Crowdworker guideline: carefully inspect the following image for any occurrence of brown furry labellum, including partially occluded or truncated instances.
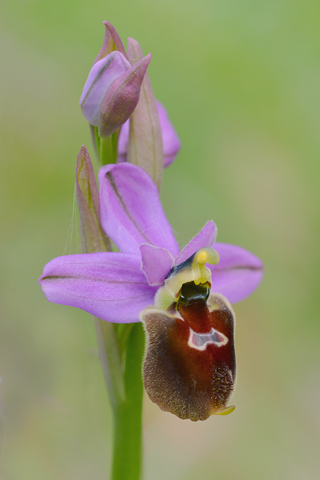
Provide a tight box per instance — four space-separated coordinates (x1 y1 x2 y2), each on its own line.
140 284 236 421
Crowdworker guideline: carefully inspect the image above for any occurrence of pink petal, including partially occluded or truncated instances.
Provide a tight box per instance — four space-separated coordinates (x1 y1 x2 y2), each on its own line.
175 221 217 265
39 252 156 323
99 163 180 257
209 243 264 303
140 244 174 286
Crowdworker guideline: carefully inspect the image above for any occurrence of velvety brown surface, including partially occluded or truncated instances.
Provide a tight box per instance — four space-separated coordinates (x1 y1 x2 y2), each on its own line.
142 293 235 421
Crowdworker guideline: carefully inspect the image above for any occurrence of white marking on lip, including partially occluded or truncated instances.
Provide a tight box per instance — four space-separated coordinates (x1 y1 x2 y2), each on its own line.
188 327 229 351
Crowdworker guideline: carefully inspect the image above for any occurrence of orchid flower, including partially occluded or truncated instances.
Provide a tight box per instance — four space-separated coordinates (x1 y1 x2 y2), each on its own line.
39 162 263 421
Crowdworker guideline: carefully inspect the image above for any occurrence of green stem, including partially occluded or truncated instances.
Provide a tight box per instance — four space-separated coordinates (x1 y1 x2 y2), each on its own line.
100 130 120 165
81 129 144 478
100 136 113 165
90 125 101 162
77 139 144 478
111 323 145 480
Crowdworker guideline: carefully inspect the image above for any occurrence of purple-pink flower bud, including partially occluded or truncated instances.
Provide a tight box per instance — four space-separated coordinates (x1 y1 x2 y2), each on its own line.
80 44 151 137
98 54 151 138
80 52 131 126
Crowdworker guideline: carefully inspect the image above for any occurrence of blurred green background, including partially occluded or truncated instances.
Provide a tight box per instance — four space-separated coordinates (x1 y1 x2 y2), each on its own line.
1 0 319 478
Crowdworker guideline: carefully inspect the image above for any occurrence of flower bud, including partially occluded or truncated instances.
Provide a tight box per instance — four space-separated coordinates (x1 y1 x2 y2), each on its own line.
98 54 151 138
80 24 151 138
126 37 163 189
80 52 131 127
